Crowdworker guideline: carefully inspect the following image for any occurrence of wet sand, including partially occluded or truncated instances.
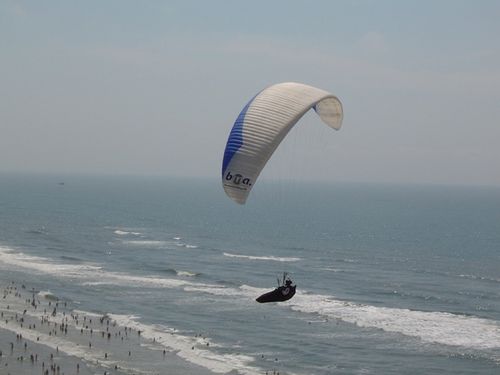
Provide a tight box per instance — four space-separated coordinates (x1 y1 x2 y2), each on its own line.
0 281 225 375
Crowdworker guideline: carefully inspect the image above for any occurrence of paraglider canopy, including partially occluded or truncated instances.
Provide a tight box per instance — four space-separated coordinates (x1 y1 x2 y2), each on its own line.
222 82 343 204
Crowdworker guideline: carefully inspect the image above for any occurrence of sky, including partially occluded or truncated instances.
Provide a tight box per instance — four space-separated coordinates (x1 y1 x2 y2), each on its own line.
1 0 499 186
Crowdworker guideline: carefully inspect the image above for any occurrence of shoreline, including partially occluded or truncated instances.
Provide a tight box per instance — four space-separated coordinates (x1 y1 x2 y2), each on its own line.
0 281 226 375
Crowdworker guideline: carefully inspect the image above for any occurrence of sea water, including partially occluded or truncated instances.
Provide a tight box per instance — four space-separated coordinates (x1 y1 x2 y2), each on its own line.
0 173 499 374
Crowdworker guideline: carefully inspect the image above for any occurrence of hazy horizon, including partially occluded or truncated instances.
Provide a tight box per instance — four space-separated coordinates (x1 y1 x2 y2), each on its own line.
3 170 500 192
2 1 499 187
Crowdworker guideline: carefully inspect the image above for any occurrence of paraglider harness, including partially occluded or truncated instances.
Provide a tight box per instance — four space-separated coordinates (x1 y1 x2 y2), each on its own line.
279 273 294 297
256 273 296 303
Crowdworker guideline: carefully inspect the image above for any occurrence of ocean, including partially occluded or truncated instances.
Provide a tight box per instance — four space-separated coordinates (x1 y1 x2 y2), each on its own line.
0 173 499 375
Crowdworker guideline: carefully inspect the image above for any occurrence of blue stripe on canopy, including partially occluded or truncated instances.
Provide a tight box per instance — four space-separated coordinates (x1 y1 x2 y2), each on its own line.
222 96 255 175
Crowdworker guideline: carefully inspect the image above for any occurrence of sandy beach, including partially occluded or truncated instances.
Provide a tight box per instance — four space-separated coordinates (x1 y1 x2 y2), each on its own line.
0 281 220 375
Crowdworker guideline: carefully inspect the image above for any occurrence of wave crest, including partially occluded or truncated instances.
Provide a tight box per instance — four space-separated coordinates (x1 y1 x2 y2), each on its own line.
223 252 300 262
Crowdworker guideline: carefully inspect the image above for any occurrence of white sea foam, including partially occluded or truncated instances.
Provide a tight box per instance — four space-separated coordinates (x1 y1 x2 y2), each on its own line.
176 270 198 277
0 246 102 276
120 237 198 250
0 245 253 301
458 273 500 283
183 284 269 300
322 267 344 272
177 279 500 355
240 284 269 295
175 241 198 249
183 285 244 297
38 290 58 300
107 313 262 375
114 229 142 236
338 258 358 263
80 281 113 286
100 272 193 289
0 246 213 290
288 293 500 351
4 245 499 359
223 252 301 262
72 309 106 318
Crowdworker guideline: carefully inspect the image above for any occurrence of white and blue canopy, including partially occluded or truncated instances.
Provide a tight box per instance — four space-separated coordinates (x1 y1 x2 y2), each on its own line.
222 82 343 204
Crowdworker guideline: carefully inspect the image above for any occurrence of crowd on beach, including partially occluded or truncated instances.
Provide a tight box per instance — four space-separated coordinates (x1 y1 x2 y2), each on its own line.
0 281 163 375
1 281 285 375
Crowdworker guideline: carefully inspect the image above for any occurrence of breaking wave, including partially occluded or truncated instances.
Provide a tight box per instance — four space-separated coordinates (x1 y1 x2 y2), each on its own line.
3 244 500 363
223 252 300 262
